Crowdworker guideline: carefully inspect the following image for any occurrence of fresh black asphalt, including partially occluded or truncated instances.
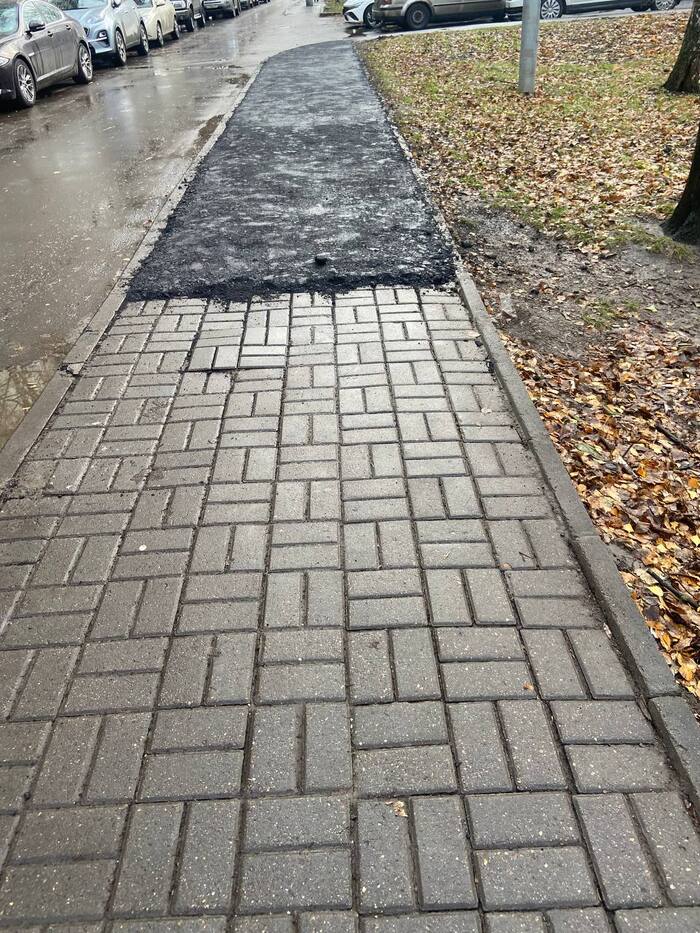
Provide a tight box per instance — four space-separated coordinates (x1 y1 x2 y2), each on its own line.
128 41 454 302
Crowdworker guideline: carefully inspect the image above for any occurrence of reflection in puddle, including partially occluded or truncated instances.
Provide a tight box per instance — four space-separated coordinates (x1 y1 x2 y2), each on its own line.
0 353 66 450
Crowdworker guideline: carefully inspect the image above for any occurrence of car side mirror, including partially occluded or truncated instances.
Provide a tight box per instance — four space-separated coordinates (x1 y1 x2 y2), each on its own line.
28 18 46 31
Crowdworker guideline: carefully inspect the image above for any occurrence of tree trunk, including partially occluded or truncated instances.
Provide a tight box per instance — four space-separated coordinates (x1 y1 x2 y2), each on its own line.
665 0 700 93
664 121 700 243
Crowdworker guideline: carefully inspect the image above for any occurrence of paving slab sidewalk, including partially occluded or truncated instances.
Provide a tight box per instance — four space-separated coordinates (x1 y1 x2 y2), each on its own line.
0 37 700 933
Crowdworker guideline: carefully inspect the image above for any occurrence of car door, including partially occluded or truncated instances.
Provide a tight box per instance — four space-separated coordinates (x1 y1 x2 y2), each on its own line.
119 0 140 44
39 2 73 73
156 0 172 32
21 0 56 81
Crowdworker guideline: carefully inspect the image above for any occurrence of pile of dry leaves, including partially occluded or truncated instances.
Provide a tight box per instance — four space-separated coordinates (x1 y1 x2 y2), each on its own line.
505 328 699 697
364 14 700 696
364 13 699 249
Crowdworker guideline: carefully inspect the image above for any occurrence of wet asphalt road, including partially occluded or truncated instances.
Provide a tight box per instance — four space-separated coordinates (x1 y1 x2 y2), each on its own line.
0 0 345 448
129 41 454 303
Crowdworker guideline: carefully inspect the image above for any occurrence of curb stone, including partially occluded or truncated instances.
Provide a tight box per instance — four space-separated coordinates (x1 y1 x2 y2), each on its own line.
0 64 262 494
456 267 700 812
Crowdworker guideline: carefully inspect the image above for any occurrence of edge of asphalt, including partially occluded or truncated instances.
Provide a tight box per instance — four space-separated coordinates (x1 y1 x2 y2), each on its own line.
0 63 262 493
2 36 699 813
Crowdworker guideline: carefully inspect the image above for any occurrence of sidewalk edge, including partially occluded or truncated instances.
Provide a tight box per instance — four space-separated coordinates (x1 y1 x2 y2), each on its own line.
0 63 262 493
456 267 700 806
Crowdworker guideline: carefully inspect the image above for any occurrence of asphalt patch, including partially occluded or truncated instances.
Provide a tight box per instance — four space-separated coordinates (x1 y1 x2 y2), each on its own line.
128 41 454 302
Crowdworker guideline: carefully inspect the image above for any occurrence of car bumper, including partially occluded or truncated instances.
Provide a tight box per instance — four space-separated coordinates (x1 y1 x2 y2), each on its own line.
204 0 231 7
173 7 191 19
343 7 363 22
87 37 116 56
0 62 17 100
374 6 403 22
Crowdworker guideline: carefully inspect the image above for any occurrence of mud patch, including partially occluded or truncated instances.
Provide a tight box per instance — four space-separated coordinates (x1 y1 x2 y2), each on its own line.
127 41 454 302
455 190 700 357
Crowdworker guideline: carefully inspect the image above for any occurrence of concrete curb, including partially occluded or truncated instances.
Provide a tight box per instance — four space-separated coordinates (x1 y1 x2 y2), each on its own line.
0 63 262 494
456 267 700 810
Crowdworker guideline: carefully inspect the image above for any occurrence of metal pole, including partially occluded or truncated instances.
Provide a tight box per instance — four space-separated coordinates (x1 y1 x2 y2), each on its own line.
518 0 540 95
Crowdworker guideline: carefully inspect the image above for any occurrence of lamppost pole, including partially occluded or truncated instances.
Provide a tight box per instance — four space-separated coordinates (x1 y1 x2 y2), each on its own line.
519 0 540 95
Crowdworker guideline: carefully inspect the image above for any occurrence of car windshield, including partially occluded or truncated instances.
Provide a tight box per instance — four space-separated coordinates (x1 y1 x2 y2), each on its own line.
0 3 19 35
134 0 153 7
51 0 105 9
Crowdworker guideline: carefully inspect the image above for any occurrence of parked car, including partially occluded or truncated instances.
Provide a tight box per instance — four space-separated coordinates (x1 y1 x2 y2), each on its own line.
134 0 179 44
170 0 206 30
374 0 506 29
343 0 376 26
53 0 149 64
203 0 240 16
0 0 92 107
505 0 677 17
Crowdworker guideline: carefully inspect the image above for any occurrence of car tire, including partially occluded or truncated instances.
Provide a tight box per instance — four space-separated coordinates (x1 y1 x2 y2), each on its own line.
155 21 165 46
540 0 563 16
363 3 377 26
404 1 430 29
651 0 675 8
197 8 207 24
171 17 181 36
137 22 150 53
74 41 93 83
113 28 128 65
14 58 36 107
186 7 195 29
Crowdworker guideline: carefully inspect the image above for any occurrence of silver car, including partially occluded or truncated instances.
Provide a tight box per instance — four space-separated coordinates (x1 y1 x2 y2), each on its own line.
505 0 677 18
54 0 149 65
202 0 240 17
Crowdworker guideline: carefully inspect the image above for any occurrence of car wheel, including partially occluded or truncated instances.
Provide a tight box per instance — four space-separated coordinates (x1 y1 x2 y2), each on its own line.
155 21 165 46
651 0 675 8
540 0 563 16
74 42 93 83
137 22 150 54
113 28 128 65
404 1 430 29
14 58 36 107
171 16 181 36
363 3 377 26
186 7 195 29
197 8 207 24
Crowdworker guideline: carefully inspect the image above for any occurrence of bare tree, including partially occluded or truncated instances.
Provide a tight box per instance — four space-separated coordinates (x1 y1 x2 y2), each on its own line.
665 0 700 93
665 121 700 243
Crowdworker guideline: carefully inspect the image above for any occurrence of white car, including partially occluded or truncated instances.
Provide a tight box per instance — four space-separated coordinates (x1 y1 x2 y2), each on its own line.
343 0 376 27
135 0 180 44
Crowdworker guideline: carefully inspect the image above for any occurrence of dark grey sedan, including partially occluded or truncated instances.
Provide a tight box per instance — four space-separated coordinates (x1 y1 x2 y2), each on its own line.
0 0 92 107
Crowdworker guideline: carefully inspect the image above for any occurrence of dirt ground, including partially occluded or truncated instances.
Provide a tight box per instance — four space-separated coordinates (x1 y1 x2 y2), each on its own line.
456 190 700 363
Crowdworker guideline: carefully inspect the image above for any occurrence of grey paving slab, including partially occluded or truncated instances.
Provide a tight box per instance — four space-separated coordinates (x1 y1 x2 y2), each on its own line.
0 286 697 933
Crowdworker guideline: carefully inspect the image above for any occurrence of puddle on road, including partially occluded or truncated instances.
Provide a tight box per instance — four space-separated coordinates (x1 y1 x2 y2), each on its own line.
0 347 69 451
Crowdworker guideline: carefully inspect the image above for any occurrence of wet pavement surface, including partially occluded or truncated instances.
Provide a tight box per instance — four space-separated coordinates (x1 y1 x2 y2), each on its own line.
0 0 345 449
128 41 454 303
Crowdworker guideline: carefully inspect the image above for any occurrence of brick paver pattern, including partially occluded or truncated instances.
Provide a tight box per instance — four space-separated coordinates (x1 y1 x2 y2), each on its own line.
1 286 699 932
